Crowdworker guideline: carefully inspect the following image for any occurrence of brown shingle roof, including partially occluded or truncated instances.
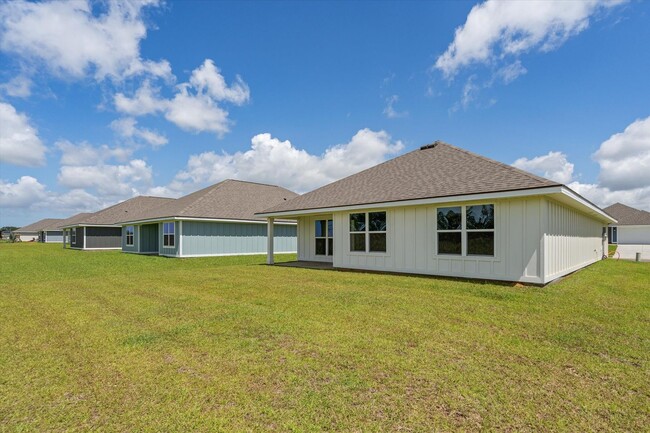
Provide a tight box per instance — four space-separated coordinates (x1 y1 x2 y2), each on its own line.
15 218 64 233
603 203 650 225
64 196 175 226
118 179 298 223
55 212 93 229
260 141 561 214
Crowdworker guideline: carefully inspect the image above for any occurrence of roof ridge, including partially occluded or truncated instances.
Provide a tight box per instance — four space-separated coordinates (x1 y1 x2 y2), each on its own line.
176 180 230 215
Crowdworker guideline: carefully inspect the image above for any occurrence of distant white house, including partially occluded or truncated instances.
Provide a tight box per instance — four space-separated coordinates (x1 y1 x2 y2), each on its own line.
14 218 64 242
604 203 650 245
259 141 616 285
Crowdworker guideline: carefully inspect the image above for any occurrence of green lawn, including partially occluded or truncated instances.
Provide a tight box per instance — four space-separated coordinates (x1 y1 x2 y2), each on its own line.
1 243 648 432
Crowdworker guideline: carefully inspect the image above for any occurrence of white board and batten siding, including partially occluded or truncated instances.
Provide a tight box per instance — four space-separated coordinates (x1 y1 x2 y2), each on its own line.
544 199 603 282
297 215 334 263
296 196 606 284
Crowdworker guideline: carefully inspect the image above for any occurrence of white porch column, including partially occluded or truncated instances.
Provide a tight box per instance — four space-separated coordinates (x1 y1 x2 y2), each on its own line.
602 226 608 259
267 217 275 265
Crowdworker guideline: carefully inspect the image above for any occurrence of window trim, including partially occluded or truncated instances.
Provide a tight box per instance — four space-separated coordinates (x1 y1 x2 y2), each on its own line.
436 206 463 256
125 225 135 246
71 228 76 244
436 203 495 257
314 219 333 256
348 211 387 254
163 222 175 248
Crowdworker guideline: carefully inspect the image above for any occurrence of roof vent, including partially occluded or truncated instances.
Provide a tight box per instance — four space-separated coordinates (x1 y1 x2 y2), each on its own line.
420 140 446 150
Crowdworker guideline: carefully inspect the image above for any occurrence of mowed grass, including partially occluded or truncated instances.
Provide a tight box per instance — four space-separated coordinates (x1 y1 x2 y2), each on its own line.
1 244 648 432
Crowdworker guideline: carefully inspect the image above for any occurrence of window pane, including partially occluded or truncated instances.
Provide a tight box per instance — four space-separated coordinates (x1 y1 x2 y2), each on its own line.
369 212 386 231
126 226 134 236
315 238 326 255
169 235 175 247
467 232 494 256
349 213 366 232
315 220 326 237
438 232 461 255
369 233 386 252
163 234 169 246
466 205 494 230
328 238 333 256
437 207 462 230
327 220 333 237
350 233 365 251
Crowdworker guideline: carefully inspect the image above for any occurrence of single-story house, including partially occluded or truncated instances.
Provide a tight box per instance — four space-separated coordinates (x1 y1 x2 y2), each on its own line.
118 179 298 258
14 218 64 242
61 197 175 250
258 141 616 285
603 203 650 244
57 212 92 247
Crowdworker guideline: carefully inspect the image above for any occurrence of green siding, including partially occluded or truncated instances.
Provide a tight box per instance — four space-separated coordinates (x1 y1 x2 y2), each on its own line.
159 221 180 256
121 225 138 252
181 221 296 257
140 224 158 252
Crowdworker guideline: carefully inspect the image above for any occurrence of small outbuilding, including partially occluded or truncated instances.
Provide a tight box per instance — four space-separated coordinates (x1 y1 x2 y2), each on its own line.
118 179 298 258
603 203 650 245
259 141 615 284
14 218 64 242
61 197 174 250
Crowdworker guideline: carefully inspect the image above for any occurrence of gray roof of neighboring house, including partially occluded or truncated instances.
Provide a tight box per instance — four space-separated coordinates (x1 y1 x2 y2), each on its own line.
119 179 298 223
62 196 175 227
603 203 650 225
55 212 94 229
260 141 561 214
15 218 64 233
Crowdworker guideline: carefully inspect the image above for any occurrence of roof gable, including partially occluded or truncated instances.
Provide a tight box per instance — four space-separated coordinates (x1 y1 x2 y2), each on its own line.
604 203 650 225
69 196 176 226
16 218 64 232
118 179 298 223
261 142 560 214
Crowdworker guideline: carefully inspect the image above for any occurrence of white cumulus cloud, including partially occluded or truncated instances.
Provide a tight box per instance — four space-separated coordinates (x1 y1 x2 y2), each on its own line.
0 74 32 97
110 117 167 148
58 159 153 198
0 0 170 81
593 116 650 191
0 102 46 167
513 151 575 183
56 140 132 166
514 116 650 211
0 176 47 208
114 59 249 136
162 128 404 195
435 0 625 79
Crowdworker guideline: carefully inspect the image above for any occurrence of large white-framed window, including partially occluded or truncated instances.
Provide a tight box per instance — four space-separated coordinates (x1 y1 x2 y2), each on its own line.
315 219 333 256
349 211 387 253
436 204 495 256
125 225 135 246
436 206 462 255
163 222 175 248
465 204 494 256
71 228 76 244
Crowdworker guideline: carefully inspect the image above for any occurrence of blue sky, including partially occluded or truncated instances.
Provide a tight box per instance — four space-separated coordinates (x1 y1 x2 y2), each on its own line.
1 0 649 227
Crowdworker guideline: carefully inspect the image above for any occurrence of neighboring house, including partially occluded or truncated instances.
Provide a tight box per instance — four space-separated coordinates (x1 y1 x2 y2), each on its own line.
118 179 298 258
603 203 650 244
14 218 64 242
61 197 175 250
258 141 615 285
57 213 93 248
